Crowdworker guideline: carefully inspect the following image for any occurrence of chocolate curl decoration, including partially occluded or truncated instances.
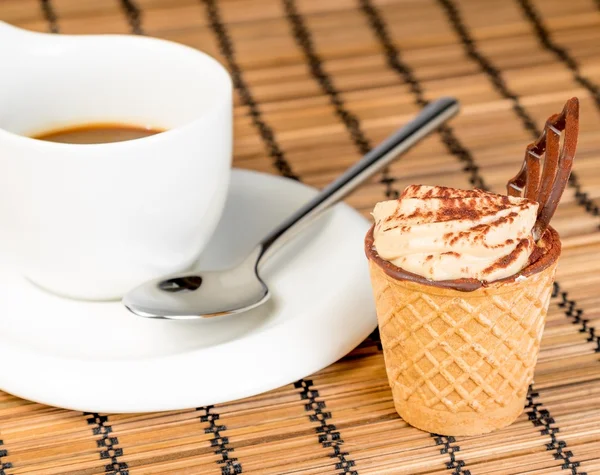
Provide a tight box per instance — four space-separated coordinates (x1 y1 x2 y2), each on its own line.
507 97 579 242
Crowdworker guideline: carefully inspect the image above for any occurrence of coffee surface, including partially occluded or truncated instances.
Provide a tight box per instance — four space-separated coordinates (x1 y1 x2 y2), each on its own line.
32 123 164 144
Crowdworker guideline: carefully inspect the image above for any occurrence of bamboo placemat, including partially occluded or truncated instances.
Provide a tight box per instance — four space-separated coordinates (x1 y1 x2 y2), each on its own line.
2 0 600 473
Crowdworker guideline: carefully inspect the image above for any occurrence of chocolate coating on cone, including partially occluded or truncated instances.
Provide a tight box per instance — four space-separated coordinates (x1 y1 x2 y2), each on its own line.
365 224 560 292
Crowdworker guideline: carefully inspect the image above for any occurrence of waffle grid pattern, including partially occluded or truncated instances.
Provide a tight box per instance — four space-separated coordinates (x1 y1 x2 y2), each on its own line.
371 262 556 415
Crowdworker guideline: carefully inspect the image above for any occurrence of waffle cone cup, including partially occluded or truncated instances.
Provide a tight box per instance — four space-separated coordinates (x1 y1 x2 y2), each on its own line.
365 226 561 436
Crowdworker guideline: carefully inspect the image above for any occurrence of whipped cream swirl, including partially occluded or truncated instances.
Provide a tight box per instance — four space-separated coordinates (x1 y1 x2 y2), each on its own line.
372 185 539 282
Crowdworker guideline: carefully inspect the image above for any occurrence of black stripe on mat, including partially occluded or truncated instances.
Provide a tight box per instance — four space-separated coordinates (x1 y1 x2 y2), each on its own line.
517 0 600 111
432 435 470 475
358 0 488 191
235 7 361 467
273 6 361 466
113 9 243 472
120 0 144 35
196 406 242 475
439 0 600 222
516 0 600 222
84 413 129 475
362 0 596 333
202 0 299 180
39 0 59 33
0 439 12 475
438 0 600 361
358 2 587 472
282 0 399 199
437 0 540 138
526 387 586 474
367 328 383 351
358 3 471 471
553 282 600 352
38 6 130 474
38 6 128 475
295 380 358 475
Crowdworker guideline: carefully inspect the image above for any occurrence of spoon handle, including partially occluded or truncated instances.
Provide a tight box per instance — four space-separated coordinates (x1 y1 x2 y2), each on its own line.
256 96 460 267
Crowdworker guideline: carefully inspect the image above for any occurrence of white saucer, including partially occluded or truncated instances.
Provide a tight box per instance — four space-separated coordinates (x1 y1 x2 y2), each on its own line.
0 169 376 413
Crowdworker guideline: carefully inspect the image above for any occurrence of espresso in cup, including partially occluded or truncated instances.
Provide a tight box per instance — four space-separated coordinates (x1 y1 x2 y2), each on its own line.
33 123 165 144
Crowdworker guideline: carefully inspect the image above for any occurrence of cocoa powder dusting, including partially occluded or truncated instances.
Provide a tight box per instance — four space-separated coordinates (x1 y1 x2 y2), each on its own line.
471 224 489 232
482 239 530 275
423 188 436 199
527 242 546 266
499 195 511 206
438 206 479 221
394 187 524 225
365 226 560 292
448 231 470 245
371 185 544 284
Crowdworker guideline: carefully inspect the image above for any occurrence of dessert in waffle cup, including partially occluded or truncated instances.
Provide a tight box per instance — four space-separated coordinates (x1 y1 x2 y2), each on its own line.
365 98 579 436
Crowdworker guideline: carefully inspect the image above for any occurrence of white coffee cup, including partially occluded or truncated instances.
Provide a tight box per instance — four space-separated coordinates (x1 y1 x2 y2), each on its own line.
0 22 232 300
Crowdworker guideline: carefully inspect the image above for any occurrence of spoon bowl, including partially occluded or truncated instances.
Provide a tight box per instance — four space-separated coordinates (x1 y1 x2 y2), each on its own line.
123 248 269 319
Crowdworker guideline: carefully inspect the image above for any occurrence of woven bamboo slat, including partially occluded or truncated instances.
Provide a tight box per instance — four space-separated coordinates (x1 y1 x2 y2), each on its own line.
1 0 600 473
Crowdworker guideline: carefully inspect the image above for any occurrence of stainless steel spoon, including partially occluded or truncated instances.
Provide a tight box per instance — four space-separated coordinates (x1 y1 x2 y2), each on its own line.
123 97 459 319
